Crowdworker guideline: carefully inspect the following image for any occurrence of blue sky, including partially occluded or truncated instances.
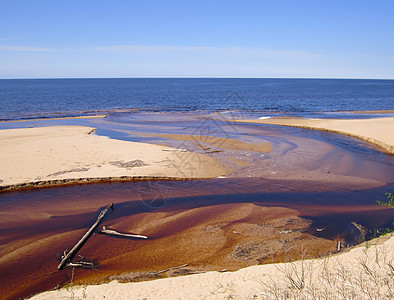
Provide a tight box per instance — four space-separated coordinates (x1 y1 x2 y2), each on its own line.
1 0 394 79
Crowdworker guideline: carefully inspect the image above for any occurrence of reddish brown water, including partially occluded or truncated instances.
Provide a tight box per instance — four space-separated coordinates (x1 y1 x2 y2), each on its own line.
1 178 393 299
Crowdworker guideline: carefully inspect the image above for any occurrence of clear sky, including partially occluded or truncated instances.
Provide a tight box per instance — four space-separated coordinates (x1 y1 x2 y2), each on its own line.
1 0 394 79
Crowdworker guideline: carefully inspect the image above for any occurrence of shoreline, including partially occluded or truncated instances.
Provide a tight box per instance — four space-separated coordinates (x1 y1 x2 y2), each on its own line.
0 176 204 192
1 109 394 124
0 114 107 123
347 109 394 114
235 116 394 154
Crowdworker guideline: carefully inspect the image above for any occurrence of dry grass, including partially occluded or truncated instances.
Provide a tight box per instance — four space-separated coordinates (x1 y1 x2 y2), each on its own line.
232 235 394 300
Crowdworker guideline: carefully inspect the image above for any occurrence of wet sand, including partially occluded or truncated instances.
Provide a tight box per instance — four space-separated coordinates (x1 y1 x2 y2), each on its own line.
0 112 394 299
138 132 273 153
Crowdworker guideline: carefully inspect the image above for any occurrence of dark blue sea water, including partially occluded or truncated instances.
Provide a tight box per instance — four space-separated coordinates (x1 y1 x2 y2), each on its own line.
0 78 393 121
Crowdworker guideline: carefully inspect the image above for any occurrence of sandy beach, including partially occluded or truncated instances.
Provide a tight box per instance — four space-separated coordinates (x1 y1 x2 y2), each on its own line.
0 125 231 190
235 116 394 154
30 234 393 299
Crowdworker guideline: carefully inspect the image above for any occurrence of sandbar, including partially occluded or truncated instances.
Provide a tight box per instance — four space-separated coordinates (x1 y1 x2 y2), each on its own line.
349 109 394 114
0 126 230 190
135 132 273 153
236 117 394 154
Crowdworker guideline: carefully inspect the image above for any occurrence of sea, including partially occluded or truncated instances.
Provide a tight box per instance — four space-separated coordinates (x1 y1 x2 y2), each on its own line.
0 78 394 121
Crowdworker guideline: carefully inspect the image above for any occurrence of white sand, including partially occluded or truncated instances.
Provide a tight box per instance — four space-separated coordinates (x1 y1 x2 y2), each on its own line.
30 235 394 299
236 117 394 154
0 126 230 190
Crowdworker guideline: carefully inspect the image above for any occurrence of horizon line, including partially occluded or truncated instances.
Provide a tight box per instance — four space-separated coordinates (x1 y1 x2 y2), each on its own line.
1 76 393 80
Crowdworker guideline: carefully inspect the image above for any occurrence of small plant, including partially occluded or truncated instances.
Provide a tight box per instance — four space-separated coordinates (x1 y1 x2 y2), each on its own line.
82 285 88 299
377 192 394 208
374 227 393 237
365 241 371 249
374 192 394 237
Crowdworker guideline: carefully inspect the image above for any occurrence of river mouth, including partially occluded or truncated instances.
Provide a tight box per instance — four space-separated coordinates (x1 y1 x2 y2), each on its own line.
0 112 393 300
1 179 393 300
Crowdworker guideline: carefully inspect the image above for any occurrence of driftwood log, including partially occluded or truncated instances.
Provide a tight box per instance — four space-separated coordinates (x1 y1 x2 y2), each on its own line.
162 148 187 152
99 226 148 239
57 203 114 270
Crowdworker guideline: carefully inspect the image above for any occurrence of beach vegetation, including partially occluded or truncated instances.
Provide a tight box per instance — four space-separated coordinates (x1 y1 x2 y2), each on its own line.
377 192 394 208
374 192 394 237
254 236 394 299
